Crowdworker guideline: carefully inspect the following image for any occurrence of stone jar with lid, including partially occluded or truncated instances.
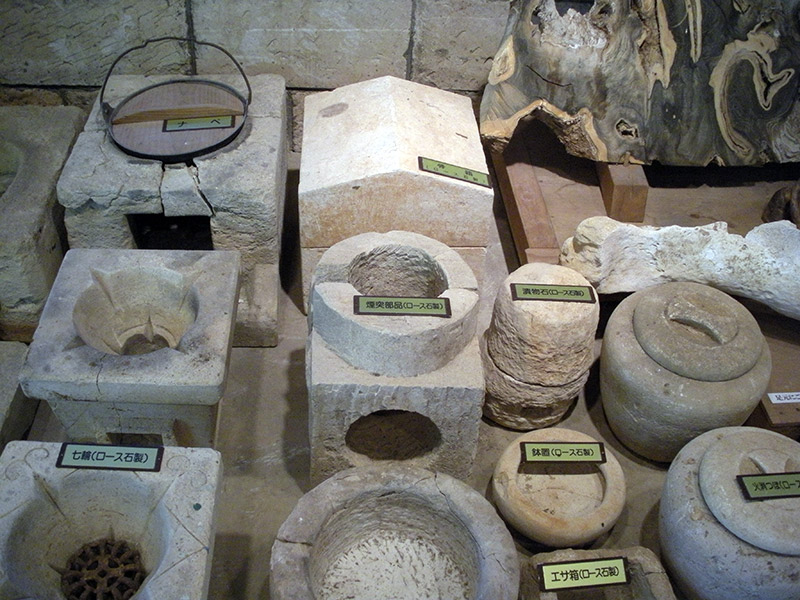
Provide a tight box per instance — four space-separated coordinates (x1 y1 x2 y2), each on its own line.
601 281 771 462
660 427 800 600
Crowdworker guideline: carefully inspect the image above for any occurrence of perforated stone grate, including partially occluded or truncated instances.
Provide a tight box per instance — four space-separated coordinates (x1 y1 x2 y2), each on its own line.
61 538 146 600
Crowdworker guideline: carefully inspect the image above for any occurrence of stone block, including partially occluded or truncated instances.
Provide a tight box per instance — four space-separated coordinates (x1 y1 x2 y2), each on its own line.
0 2 188 86
0 342 36 450
411 0 510 91
307 330 484 485
0 106 84 341
299 76 494 249
57 74 287 347
192 0 411 88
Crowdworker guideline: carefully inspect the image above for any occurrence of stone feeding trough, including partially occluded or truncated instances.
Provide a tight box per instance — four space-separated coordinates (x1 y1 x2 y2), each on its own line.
19 248 240 447
270 465 519 600
0 440 221 600
306 231 483 484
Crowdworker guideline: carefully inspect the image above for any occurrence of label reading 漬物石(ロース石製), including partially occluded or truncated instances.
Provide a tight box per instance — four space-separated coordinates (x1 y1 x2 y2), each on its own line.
520 441 606 464
418 157 491 188
163 115 234 132
511 283 596 303
56 443 163 472
768 392 800 404
353 295 452 318
538 557 629 591
737 472 800 501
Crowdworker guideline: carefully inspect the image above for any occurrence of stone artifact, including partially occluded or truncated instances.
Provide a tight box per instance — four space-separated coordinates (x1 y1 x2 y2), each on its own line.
19 249 240 447
0 440 222 600
307 231 483 484
601 282 771 462
480 0 800 166
493 428 625 547
270 465 519 600
660 427 800 600
0 341 36 451
520 546 677 600
0 106 84 341
561 216 800 321
482 263 598 429
299 75 495 309
763 180 800 225
57 73 286 347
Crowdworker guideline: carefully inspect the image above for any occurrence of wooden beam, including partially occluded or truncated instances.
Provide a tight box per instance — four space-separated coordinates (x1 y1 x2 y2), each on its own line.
596 163 649 222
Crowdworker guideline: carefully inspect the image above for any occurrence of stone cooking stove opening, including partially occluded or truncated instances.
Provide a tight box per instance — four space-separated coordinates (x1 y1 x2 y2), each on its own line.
127 213 214 251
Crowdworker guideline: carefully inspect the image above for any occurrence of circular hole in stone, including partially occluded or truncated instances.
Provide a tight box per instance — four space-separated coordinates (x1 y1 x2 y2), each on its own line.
348 245 447 297
0 140 22 197
61 538 146 600
345 410 442 460
309 491 480 600
73 266 199 356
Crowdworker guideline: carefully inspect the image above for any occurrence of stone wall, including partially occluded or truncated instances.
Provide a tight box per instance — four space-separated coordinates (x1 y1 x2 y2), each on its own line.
0 0 509 148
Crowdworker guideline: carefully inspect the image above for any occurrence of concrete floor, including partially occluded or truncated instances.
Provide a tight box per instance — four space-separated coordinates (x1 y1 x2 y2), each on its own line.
25 147 800 599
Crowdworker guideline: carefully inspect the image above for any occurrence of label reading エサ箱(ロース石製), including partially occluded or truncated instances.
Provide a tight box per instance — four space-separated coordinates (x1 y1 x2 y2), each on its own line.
538 557 629 591
511 283 596 303
737 472 800 501
56 443 163 472
520 441 606 464
418 157 491 187
353 295 451 318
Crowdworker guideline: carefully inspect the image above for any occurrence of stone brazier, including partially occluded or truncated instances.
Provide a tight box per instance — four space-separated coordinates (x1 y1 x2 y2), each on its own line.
493 427 625 547
57 74 286 347
601 281 771 462
482 263 598 429
299 75 495 308
0 342 36 451
520 546 677 600
19 249 240 447
307 231 483 484
270 465 519 600
660 427 800 600
0 106 84 342
0 440 221 600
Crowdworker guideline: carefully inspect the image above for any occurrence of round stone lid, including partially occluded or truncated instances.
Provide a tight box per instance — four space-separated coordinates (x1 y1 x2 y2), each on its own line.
632 282 763 381
698 428 800 555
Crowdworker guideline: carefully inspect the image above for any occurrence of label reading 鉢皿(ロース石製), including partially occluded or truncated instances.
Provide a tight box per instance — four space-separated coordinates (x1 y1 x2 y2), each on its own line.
163 115 234 132
511 283 596 303
353 295 452 318
768 392 800 404
56 443 163 472
737 472 800 501
539 557 629 591
418 157 491 188
520 441 606 464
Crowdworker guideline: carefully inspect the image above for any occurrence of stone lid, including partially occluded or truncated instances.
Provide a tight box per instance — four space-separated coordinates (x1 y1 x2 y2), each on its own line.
632 282 764 381
698 428 800 555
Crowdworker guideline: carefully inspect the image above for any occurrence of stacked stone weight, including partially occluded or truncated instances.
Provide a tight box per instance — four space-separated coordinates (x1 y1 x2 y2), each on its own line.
482 263 599 429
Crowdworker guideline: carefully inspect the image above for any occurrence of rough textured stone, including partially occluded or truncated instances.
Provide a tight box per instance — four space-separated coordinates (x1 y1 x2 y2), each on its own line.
493 428 625 547
485 263 599 386
411 0 509 90
561 216 800 321
192 1 411 88
520 546 677 600
0 2 188 86
57 74 286 347
270 465 519 600
306 330 483 485
660 427 800 600
19 249 240 446
601 283 772 462
0 342 36 450
0 441 221 600
0 106 84 342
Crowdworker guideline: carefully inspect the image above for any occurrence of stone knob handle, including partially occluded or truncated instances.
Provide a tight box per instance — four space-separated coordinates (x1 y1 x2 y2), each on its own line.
665 296 738 346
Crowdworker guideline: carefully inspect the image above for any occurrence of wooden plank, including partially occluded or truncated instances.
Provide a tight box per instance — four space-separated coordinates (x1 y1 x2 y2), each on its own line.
596 163 648 222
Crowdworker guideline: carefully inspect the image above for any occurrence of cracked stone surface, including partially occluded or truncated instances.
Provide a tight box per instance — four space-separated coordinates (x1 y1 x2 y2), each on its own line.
0 440 221 600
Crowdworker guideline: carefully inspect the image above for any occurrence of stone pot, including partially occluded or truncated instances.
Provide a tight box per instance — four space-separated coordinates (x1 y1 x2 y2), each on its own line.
492 428 626 547
601 281 771 462
660 427 800 600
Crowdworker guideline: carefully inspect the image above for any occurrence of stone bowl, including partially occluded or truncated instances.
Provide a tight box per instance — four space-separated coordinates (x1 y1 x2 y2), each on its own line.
270 465 519 600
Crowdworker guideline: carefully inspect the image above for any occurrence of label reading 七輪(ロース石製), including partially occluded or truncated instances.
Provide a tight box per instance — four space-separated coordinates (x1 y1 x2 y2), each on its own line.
538 557 629 591
511 283 596 303
56 443 163 472
520 441 606 464
737 472 800 501
353 295 452 318
418 157 491 187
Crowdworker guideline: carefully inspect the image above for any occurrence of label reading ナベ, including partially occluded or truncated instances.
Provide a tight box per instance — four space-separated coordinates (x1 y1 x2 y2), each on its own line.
768 392 800 404
737 472 800 501
511 283 596 303
539 557 629 591
521 441 606 464
163 115 234 132
418 157 491 188
56 443 164 472
353 295 452 318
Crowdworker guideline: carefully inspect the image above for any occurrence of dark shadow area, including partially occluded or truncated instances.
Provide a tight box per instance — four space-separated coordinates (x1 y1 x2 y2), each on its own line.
207 533 252 600
127 213 213 250
279 157 303 312
283 347 310 492
644 161 800 188
345 410 442 460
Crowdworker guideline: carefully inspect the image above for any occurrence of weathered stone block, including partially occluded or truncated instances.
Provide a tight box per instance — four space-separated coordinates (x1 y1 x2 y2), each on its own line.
0 342 37 450
0 106 84 341
192 0 411 88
